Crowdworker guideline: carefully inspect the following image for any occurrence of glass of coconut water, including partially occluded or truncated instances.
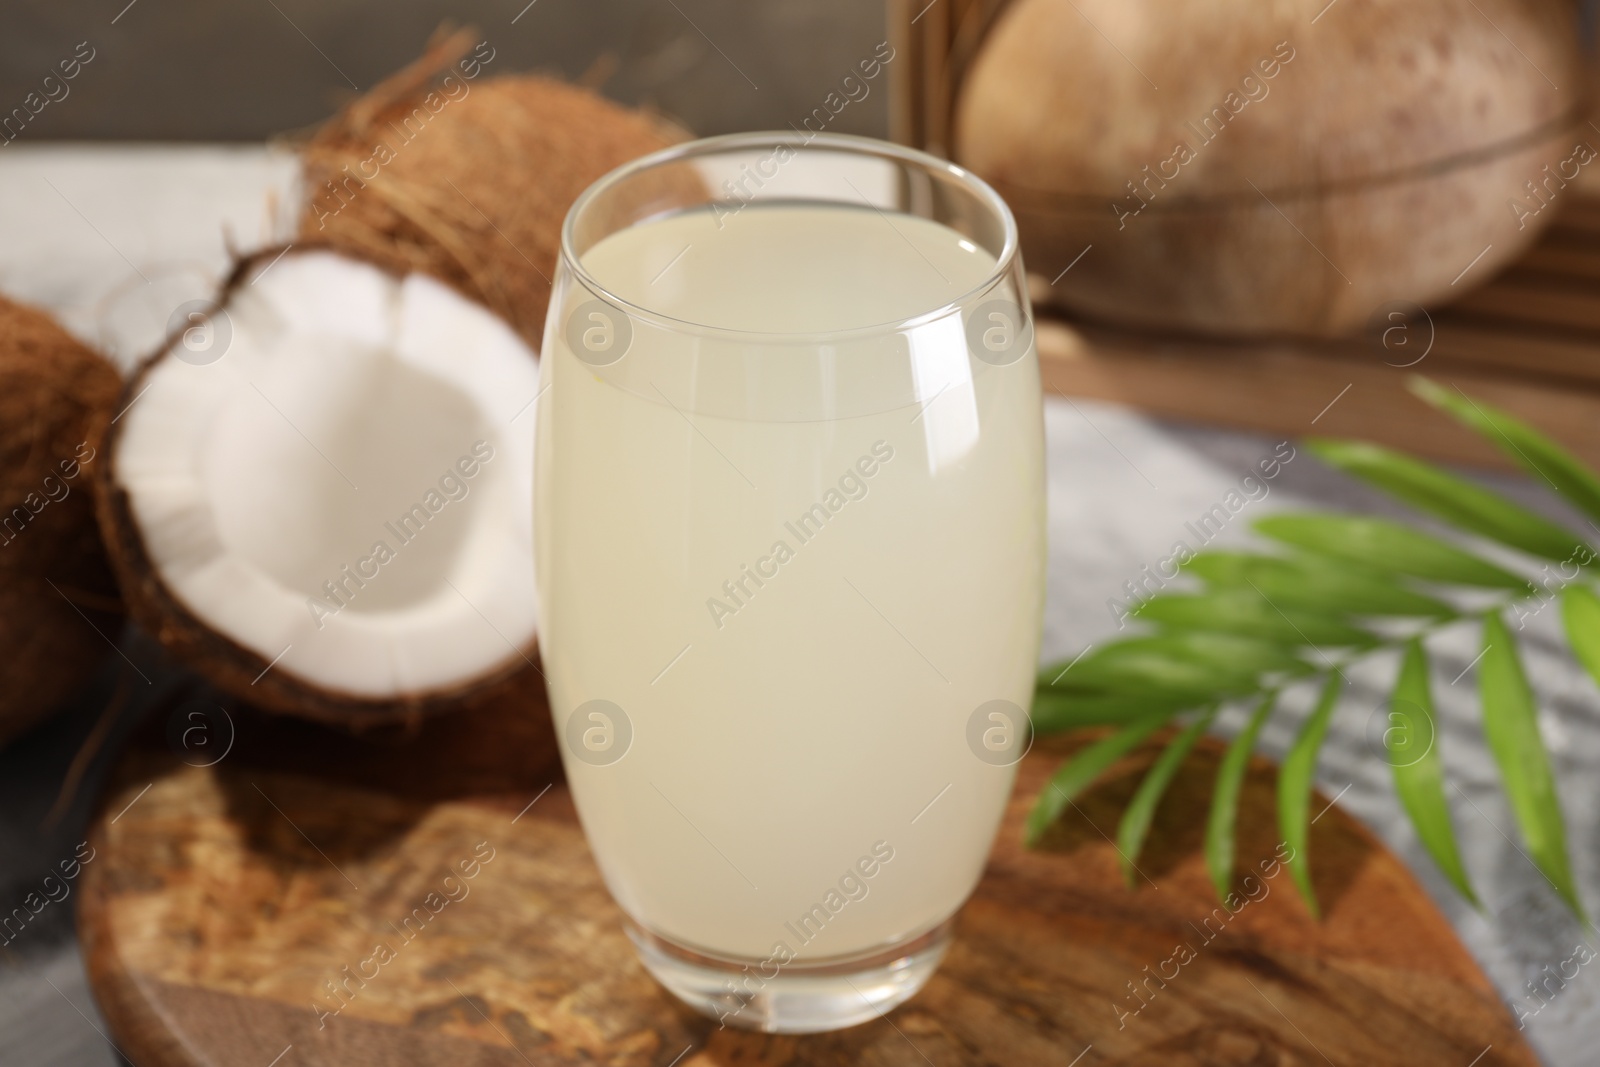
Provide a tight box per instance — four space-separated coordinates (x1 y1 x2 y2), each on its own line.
535 132 1045 1032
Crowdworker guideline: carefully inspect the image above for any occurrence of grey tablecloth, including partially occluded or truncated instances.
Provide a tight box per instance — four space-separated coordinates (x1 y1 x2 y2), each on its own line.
0 146 1594 1066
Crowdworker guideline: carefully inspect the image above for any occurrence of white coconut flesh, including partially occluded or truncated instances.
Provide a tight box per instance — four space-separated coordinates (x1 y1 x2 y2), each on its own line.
115 251 540 700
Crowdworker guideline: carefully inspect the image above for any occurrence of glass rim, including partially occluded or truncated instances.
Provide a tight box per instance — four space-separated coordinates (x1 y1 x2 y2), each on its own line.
557 130 1022 344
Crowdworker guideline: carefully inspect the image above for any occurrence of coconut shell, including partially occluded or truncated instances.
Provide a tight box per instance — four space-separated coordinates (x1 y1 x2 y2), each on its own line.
298 30 688 349
93 246 544 730
0 296 123 746
954 0 1588 336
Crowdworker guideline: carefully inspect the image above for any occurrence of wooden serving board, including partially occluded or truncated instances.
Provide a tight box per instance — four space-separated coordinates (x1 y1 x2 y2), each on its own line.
80 691 1536 1067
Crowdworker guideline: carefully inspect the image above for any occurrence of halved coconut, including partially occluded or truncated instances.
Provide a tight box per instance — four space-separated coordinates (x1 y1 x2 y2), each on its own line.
96 248 540 725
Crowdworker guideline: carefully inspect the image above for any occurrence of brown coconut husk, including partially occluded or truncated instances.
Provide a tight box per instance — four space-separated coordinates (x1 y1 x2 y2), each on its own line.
0 296 123 746
298 27 690 348
93 245 544 730
954 0 1588 336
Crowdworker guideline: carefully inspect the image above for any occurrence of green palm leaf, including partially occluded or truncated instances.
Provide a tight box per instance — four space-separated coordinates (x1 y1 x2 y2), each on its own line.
1560 585 1600 696
1024 715 1169 845
1389 637 1478 906
1254 514 1531 591
1277 675 1342 916
1039 632 1308 695
1116 706 1218 886
1025 386 1596 919
1205 694 1277 899
1031 691 1193 733
1185 551 1454 618
1478 613 1586 922
1135 590 1376 648
1307 438 1589 563
1412 378 1600 533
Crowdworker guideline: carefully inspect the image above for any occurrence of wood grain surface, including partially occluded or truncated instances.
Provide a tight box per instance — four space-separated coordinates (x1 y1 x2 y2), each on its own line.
1034 194 1600 475
77 688 1536 1067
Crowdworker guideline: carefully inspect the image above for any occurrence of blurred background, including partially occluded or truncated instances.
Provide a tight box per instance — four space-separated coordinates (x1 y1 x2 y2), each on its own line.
1 0 888 141
6 2 1600 1065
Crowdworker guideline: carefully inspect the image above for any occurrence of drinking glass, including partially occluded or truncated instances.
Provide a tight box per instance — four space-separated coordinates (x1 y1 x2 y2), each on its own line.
534 131 1045 1032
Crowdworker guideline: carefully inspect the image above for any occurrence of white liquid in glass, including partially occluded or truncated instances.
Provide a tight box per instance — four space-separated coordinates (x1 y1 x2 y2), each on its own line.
536 203 1045 962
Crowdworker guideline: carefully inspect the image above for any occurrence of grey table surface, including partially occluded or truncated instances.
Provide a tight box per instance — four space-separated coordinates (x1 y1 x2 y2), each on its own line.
1 145 1596 1066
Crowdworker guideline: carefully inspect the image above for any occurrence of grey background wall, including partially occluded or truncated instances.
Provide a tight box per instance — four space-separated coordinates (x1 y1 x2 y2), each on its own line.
1 0 889 141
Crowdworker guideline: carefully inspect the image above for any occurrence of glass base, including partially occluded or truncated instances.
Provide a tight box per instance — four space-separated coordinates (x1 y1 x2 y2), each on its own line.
625 917 954 1033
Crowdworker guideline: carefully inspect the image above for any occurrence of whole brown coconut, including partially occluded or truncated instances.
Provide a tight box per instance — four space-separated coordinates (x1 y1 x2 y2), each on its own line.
0 296 123 745
299 29 687 348
955 0 1587 337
